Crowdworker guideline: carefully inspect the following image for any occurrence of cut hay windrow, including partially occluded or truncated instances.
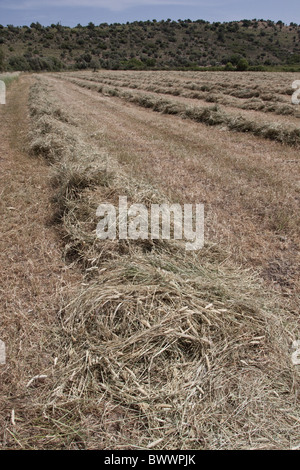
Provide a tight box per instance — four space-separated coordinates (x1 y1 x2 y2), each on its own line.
27 75 300 450
60 75 300 147
60 72 300 118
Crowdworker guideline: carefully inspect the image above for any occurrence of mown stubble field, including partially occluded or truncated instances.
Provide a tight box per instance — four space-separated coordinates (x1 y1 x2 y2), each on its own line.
1 71 300 450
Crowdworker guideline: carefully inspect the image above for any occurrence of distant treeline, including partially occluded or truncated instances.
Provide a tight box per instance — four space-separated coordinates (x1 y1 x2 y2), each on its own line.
0 19 300 72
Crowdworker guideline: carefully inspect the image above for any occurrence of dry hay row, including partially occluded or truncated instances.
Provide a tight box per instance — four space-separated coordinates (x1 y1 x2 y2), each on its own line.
64 71 293 105
26 75 300 450
71 73 299 117
74 71 296 104
72 70 294 99
60 75 300 147
29 77 165 264
157 71 298 98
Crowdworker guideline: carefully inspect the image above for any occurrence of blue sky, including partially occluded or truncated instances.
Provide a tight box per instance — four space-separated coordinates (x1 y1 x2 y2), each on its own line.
0 0 299 27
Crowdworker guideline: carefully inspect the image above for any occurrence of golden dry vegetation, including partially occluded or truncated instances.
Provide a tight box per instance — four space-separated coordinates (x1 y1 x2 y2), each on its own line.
1 71 300 450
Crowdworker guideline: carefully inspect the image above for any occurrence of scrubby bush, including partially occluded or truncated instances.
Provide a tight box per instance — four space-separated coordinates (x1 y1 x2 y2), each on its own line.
237 58 249 71
225 61 235 71
0 47 5 71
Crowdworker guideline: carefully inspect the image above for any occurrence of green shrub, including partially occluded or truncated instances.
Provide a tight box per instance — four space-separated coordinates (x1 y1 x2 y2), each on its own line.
225 61 235 71
236 58 249 71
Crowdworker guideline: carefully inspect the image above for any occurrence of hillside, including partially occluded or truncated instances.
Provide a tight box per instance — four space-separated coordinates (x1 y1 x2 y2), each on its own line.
0 18 300 71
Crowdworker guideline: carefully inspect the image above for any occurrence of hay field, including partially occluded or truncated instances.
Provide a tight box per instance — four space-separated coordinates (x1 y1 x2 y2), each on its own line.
0 72 21 86
1 71 300 450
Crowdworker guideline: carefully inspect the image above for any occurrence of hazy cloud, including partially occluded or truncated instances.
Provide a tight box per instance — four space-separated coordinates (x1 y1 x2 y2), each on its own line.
2 0 234 12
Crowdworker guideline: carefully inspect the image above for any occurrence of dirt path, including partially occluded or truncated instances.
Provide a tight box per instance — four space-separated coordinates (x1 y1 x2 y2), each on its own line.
0 76 80 449
45 74 300 295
